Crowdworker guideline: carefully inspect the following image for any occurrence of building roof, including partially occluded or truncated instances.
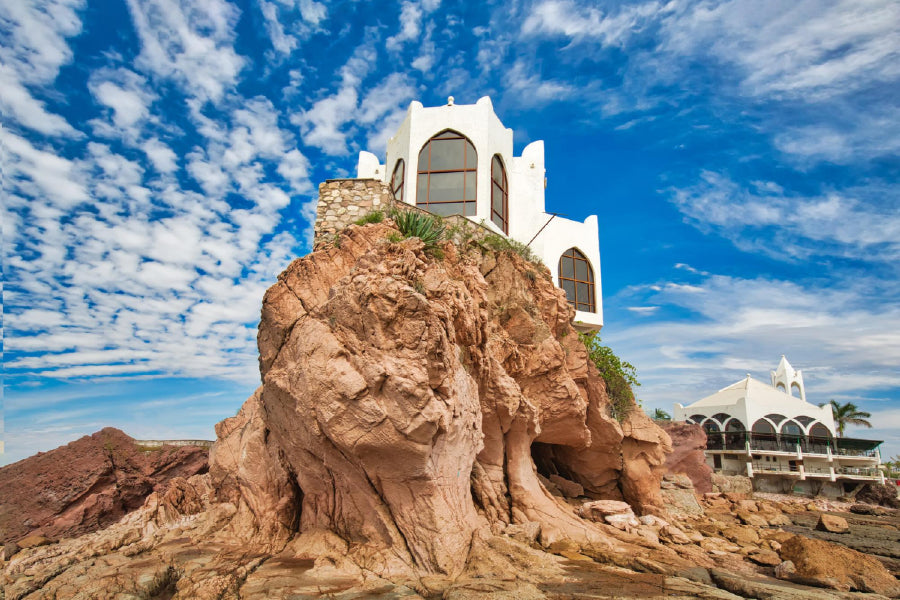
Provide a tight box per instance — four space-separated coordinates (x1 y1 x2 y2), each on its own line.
685 375 819 413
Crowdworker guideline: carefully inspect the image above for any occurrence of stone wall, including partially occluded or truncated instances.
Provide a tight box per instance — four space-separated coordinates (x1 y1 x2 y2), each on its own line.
314 178 393 245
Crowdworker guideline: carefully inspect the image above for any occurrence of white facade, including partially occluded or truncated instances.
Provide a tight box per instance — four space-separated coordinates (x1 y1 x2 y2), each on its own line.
356 97 603 331
673 356 884 489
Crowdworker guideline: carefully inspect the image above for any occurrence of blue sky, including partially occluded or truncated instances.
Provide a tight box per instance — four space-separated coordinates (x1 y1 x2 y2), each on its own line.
3 0 899 466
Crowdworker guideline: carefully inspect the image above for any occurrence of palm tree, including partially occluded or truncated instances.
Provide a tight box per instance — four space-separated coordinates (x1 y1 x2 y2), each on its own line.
652 408 671 421
827 399 872 438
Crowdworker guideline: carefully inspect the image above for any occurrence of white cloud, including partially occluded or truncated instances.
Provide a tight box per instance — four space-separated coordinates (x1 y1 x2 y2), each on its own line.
522 0 669 46
503 60 575 105
142 138 178 172
126 0 245 103
670 172 900 262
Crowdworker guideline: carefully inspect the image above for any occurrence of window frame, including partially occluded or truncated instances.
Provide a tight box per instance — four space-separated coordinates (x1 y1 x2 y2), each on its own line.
490 154 508 233
558 247 596 313
416 130 477 216
390 159 405 203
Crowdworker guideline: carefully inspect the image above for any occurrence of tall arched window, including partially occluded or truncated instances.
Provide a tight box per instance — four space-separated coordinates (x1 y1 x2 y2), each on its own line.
416 130 476 216
390 159 405 202
558 248 595 312
491 155 508 233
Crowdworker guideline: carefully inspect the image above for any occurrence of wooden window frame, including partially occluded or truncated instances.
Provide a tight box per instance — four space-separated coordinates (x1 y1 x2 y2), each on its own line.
490 154 508 233
416 130 477 215
390 159 405 203
558 247 595 313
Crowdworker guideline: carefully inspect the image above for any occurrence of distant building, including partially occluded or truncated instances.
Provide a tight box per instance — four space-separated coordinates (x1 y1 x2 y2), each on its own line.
673 356 885 495
353 96 603 331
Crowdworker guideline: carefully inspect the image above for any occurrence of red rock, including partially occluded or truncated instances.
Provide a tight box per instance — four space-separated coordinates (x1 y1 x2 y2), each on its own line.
659 421 713 494
778 535 900 595
815 514 849 534
0 428 208 545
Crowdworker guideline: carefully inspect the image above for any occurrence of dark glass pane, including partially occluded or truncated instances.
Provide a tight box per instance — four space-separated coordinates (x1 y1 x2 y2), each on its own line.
429 139 463 171
428 171 465 202
492 185 503 214
575 259 589 281
417 146 429 170
492 156 501 181
430 202 465 217
560 257 574 278
561 279 575 300
492 213 504 229
577 302 591 312
463 201 476 216
464 172 476 200
577 282 591 304
435 131 458 139
465 141 477 169
416 174 428 205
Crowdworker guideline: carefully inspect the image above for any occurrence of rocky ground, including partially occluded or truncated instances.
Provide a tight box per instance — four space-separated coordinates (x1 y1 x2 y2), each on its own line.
3 218 899 599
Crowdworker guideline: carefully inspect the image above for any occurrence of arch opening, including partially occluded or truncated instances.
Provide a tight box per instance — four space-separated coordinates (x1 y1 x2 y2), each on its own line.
390 159 405 203
490 155 508 233
416 130 477 217
558 247 595 313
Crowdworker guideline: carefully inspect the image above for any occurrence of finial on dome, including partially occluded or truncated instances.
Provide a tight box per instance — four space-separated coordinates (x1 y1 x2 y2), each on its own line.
447 96 454 106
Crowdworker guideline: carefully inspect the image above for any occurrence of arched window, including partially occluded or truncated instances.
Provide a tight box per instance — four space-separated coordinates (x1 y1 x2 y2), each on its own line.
791 383 801 397
558 248 595 312
416 130 476 217
752 419 775 434
764 414 787 425
725 419 745 432
809 423 831 439
688 414 707 425
781 420 802 436
702 421 720 434
390 159 405 203
490 155 508 233
776 383 786 392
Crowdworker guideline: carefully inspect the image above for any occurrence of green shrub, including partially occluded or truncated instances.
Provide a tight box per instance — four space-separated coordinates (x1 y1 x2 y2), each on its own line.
578 331 640 422
481 234 543 265
390 209 446 249
354 209 384 226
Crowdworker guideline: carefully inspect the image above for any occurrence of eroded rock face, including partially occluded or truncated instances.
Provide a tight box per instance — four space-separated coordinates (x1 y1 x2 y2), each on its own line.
660 421 713 494
778 535 900 596
0 427 208 545
236 221 671 576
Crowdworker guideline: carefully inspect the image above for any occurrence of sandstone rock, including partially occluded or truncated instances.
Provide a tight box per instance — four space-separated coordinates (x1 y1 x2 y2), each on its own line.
736 510 769 528
722 525 761 547
604 512 640 531
16 535 53 549
659 524 692 544
659 422 714 494
699 537 741 554
549 474 584 498
506 522 541 546
850 503 889 516
578 499 633 519
1 541 20 561
712 474 752 495
815 514 849 534
736 499 758 512
638 514 670 528
778 535 900 596
747 548 782 566
764 512 793 527
775 559 797 578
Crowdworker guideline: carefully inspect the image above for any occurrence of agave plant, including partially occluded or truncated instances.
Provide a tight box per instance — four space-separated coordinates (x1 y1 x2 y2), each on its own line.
390 209 446 249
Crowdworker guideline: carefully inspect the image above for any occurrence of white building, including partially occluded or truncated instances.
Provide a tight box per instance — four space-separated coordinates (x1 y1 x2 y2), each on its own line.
356 96 603 331
673 356 885 494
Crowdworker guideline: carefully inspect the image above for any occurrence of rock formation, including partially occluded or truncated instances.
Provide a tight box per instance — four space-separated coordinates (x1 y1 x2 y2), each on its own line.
0 427 208 545
660 421 713 494
238 220 671 577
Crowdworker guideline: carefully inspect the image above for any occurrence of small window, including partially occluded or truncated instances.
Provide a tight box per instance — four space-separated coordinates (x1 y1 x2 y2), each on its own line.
490 155 508 233
390 159 405 202
416 130 476 217
558 247 595 313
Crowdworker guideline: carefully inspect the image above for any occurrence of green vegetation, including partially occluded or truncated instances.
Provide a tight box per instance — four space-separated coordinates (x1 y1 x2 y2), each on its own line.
652 408 671 421
389 208 446 251
823 399 873 437
579 331 640 422
481 233 542 265
353 209 384 226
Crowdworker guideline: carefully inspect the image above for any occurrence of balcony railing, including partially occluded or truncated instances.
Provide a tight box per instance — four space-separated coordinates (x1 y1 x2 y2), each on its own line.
705 431 881 459
835 466 881 477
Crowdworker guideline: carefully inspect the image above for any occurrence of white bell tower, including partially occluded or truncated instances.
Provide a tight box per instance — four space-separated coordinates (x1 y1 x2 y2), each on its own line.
771 355 805 402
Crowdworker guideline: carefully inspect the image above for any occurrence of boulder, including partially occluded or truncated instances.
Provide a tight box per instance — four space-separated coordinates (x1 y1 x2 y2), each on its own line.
712 475 752 495
16 535 53 549
721 525 760 546
1 542 20 561
747 548 781 566
578 500 633 519
855 483 900 509
659 422 713 494
778 535 900 596
735 510 768 528
506 522 541 546
815 514 849 534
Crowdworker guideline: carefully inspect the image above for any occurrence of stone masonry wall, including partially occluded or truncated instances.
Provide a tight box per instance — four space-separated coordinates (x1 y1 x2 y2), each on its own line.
314 179 393 246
